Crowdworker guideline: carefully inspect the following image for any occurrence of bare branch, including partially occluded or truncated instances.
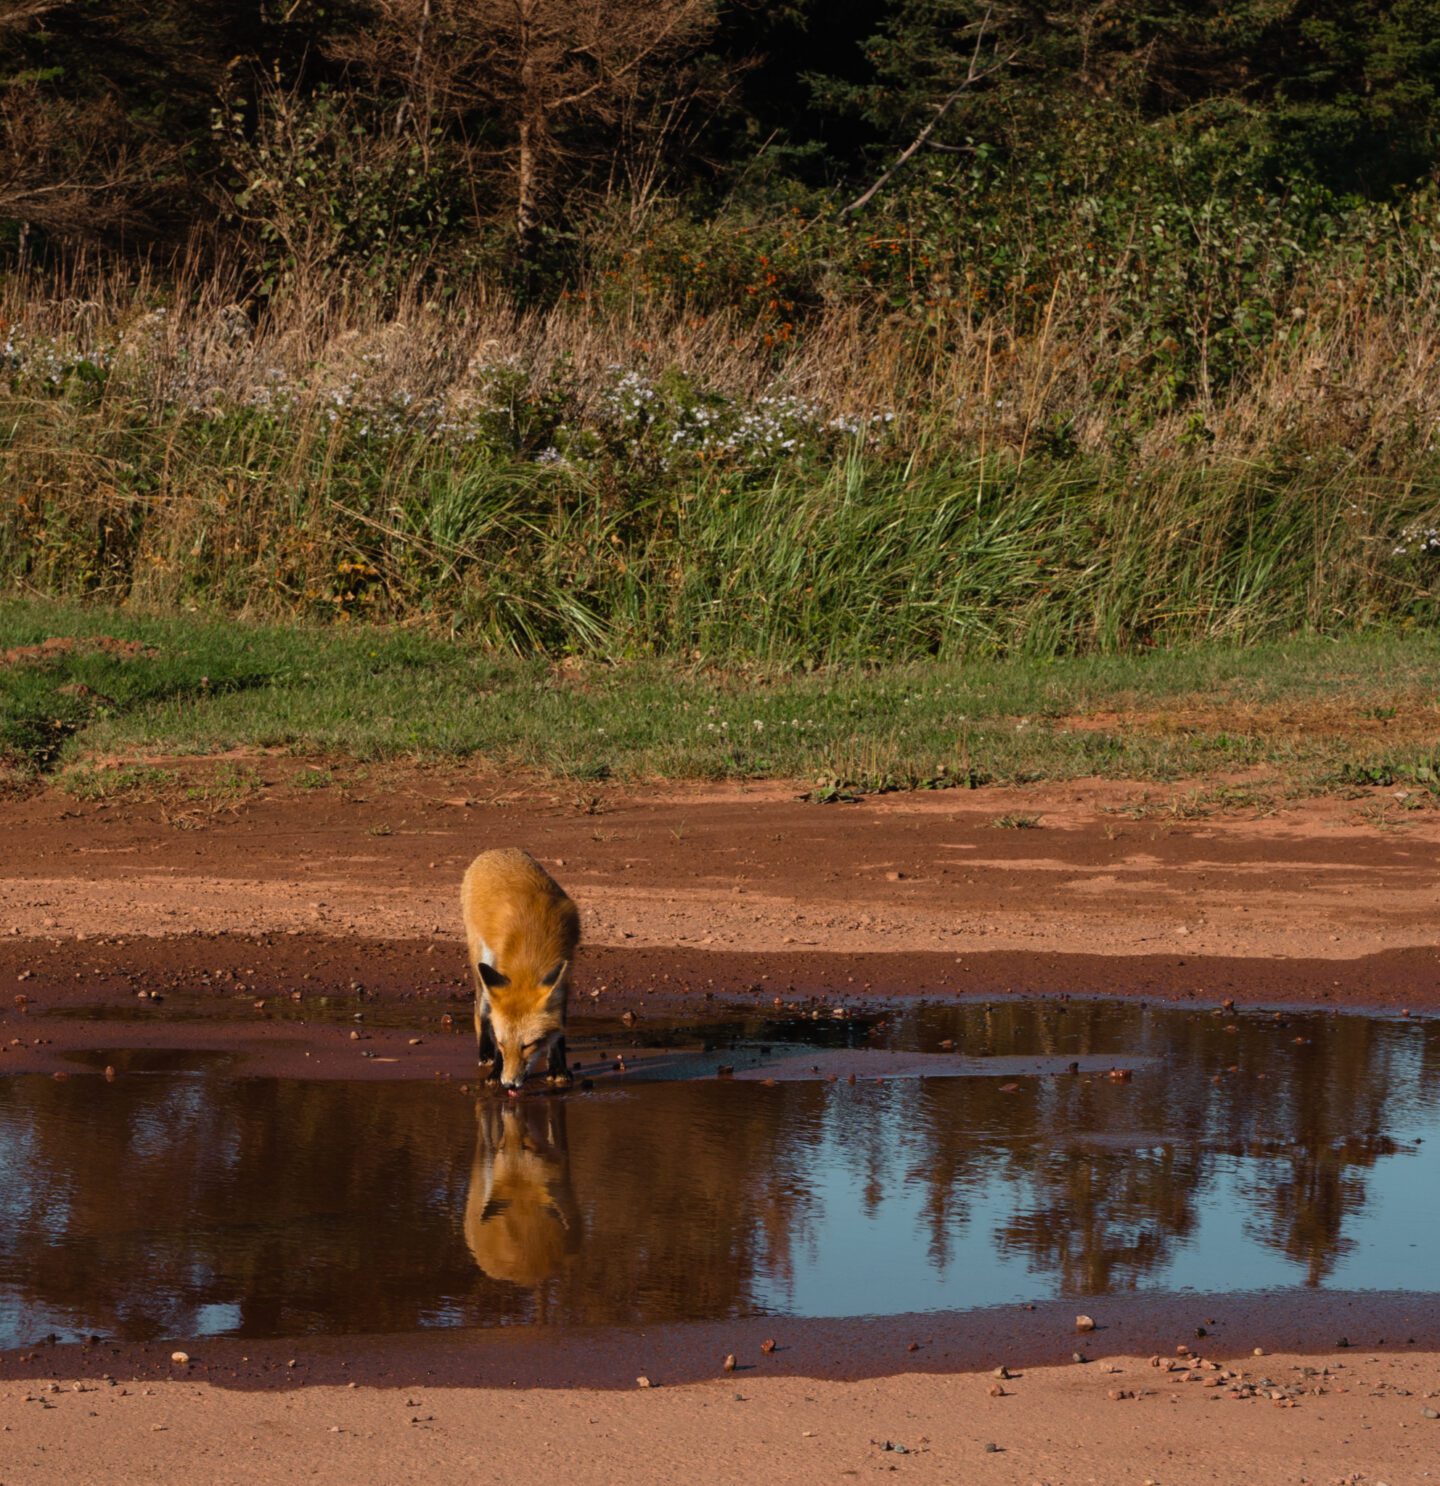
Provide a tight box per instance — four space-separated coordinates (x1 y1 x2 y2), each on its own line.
840 8 1017 220
0 0 70 35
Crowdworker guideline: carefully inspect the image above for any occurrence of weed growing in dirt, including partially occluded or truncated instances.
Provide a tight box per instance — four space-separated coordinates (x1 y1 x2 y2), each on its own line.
54 764 179 800
1105 785 1285 821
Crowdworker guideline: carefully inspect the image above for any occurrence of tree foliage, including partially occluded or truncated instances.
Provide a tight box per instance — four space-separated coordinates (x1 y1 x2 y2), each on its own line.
3 0 1440 277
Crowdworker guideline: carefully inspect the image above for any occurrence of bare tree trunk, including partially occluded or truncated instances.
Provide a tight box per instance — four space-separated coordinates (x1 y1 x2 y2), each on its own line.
396 0 433 153
514 0 540 270
516 110 539 256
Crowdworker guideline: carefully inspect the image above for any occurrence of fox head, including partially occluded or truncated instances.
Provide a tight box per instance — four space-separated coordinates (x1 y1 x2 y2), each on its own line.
477 958 569 1091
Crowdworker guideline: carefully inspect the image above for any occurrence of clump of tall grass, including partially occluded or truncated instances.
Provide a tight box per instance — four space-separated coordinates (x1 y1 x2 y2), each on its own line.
1 244 1438 662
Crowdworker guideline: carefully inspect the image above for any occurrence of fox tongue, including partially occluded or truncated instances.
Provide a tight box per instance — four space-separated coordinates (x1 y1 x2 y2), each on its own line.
506 1087 523 1099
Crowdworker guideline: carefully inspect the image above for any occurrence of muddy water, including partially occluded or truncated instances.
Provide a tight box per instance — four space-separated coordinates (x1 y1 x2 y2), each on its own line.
1 1001 1438 1347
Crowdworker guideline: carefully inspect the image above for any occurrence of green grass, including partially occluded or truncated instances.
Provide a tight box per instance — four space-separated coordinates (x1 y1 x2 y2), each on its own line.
5 377 1439 668
3 600 1439 795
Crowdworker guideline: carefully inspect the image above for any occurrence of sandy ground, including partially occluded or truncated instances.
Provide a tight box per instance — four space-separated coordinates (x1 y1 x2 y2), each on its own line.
3 767 1439 1482
4 1349 1439 1485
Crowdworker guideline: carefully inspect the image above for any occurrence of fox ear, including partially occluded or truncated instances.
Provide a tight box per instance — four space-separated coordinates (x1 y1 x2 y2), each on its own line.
540 959 568 991
477 961 508 991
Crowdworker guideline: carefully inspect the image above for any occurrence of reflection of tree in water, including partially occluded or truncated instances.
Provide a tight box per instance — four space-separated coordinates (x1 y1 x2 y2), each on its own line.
0 1077 478 1341
997 1145 1207 1294
1238 1015 1411 1286
891 1003 1423 1296
549 1081 820 1323
0 1074 819 1342
879 1001 1213 1287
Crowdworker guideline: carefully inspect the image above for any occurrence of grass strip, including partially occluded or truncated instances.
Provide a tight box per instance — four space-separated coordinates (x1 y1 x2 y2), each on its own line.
3 601 1438 799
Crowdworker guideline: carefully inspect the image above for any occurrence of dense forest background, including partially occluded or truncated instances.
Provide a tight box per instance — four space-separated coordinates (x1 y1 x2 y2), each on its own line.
2 1 1439 658
8 0 1440 279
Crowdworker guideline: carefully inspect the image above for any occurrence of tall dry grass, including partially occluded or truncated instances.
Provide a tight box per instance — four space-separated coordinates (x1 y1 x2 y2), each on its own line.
1 247 1437 661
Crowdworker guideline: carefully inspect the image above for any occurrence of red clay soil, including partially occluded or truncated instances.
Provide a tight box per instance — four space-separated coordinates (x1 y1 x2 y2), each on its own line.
1 771 1438 1076
5 1346 1439 1486
0 634 154 668
1 769 1437 1010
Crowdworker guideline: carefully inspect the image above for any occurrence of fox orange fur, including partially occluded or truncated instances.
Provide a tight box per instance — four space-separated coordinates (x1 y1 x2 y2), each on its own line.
460 848 580 1092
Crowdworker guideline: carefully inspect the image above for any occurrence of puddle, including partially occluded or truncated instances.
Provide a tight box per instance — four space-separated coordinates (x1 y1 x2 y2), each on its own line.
1 1000 1437 1347
59 1048 238 1075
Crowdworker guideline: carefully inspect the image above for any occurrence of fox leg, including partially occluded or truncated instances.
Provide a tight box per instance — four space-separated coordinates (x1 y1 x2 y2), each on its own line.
546 1035 571 1088
475 1004 502 1085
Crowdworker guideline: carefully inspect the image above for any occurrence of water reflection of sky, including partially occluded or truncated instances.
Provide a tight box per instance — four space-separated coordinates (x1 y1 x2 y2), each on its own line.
757 1134 1440 1317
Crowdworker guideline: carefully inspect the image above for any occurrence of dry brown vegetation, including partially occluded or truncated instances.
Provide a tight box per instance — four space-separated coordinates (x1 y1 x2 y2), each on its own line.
1 244 1438 659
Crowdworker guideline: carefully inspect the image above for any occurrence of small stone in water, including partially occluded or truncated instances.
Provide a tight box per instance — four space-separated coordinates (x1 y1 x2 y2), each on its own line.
170 1352 189 1365
1076 1314 1096 1332
760 1339 777 1355
722 1354 736 1373
636 1376 652 1389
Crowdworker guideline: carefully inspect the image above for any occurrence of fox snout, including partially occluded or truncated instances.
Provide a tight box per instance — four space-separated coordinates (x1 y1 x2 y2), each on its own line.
498 1055 531 1094
496 1027 560 1091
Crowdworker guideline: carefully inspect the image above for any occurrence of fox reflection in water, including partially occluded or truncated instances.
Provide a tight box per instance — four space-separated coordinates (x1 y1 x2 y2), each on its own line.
464 1099 581 1287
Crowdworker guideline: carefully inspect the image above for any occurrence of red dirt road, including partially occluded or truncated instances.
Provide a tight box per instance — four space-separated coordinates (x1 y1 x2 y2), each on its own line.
3 769 1439 1483
1 769 1437 1010
5 1348 1439 1486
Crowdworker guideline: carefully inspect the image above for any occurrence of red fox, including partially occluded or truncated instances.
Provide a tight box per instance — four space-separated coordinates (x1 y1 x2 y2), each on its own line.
461 848 580 1093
